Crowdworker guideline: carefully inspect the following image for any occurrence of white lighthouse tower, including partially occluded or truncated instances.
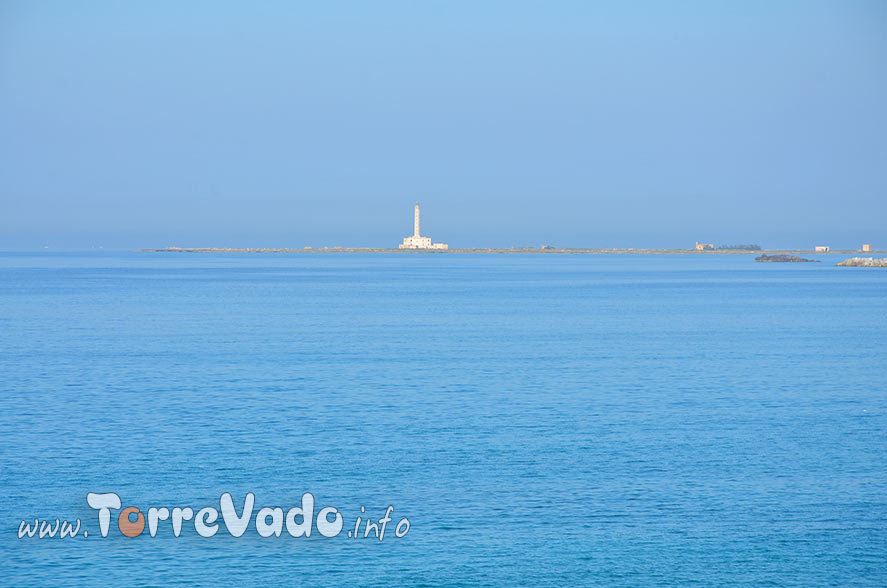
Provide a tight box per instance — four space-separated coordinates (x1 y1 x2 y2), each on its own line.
399 202 448 249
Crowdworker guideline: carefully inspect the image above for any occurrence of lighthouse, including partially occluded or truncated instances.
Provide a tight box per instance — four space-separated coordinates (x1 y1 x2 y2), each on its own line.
399 202 448 249
414 202 421 238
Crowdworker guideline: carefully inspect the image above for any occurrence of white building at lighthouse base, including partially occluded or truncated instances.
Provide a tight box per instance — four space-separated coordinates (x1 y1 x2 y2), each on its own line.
399 235 433 248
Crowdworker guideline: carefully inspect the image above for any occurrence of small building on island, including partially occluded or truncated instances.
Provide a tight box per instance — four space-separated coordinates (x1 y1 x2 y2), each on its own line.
862 244 872 252
399 202 448 249
695 242 714 251
815 246 830 253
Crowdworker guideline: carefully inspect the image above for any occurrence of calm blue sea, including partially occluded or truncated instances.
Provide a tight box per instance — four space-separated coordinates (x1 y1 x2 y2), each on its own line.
1 252 885 587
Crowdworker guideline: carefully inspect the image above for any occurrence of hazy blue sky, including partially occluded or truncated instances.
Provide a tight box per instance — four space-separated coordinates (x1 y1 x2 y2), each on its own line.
1 1 885 249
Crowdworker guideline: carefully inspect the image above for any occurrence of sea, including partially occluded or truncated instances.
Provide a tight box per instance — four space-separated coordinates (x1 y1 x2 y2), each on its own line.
1 251 885 587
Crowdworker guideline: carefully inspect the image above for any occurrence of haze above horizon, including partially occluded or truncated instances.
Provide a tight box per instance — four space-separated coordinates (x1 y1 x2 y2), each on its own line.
1 1 885 250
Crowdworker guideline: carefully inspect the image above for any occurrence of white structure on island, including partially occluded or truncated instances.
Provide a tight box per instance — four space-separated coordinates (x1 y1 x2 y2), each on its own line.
399 202 448 249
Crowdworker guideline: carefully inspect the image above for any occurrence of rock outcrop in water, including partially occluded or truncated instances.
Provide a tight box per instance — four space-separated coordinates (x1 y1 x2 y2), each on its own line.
755 254 818 263
836 257 887 267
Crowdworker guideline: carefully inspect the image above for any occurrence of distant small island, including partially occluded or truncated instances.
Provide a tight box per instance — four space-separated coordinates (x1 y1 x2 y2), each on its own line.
755 254 818 263
836 257 887 268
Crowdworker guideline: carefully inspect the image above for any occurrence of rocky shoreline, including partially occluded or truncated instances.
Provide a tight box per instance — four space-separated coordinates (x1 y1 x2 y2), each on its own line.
836 257 887 267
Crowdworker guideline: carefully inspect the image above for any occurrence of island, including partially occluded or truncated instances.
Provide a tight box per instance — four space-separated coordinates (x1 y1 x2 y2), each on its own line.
138 247 879 256
836 257 887 267
755 254 818 263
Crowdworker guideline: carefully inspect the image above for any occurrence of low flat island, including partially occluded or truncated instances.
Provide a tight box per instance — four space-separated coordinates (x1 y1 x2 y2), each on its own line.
138 247 884 255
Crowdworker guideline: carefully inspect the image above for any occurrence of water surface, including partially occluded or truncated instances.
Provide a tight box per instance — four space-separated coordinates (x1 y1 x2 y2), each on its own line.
1 252 885 586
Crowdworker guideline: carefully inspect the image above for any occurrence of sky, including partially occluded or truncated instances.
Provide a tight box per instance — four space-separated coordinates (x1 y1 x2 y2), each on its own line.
1 0 885 250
